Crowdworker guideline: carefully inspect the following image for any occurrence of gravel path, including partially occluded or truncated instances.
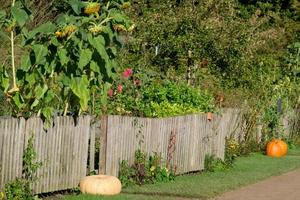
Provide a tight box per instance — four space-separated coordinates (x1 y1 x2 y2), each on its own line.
211 168 300 200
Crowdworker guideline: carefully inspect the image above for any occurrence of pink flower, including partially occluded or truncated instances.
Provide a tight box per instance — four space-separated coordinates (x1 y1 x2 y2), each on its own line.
107 89 113 97
122 68 133 78
133 79 141 86
117 85 123 93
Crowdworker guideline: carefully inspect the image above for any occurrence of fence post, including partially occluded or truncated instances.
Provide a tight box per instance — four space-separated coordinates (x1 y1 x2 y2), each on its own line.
99 116 108 174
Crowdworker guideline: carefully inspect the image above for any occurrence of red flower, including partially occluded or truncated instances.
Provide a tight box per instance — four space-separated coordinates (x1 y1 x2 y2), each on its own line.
133 79 141 86
117 85 123 93
122 68 133 78
107 89 113 97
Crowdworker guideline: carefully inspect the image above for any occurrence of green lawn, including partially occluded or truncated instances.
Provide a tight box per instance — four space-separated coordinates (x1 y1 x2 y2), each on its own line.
61 149 300 200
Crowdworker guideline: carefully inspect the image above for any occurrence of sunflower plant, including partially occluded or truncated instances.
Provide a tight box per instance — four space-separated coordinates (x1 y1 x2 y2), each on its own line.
0 0 132 123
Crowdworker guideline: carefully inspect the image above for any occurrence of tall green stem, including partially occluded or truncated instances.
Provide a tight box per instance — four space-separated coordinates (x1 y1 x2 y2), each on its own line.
11 29 16 86
8 0 18 93
63 102 69 116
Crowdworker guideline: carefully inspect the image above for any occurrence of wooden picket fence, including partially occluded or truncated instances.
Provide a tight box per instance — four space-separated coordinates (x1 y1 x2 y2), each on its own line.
0 116 91 194
96 109 242 176
0 108 298 194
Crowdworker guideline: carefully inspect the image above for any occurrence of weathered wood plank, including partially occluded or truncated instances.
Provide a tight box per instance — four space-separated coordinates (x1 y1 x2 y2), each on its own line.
0 118 25 191
89 119 96 174
99 116 108 174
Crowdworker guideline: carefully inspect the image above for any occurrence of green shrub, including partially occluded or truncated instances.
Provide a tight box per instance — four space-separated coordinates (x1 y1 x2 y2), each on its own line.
239 140 262 155
140 81 215 117
143 102 199 118
105 69 215 118
224 138 263 165
204 155 228 172
118 150 175 187
224 138 241 166
119 160 135 187
262 105 281 138
4 179 33 200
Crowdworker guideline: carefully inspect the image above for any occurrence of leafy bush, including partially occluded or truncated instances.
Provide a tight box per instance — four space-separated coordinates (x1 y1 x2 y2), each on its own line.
238 0 299 18
224 138 263 165
141 82 215 117
119 160 135 187
4 179 33 200
224 138 241 166
205 138 263 172
105 71 216 118
118 150 175 187
204 155 228 172
239 140 262 155
104 68 145 116
262 105 282 137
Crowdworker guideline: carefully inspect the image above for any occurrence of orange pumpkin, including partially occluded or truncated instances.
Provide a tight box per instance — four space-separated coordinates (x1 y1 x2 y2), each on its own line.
273 139 288 156
80 175 122 195
266 139 288 157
